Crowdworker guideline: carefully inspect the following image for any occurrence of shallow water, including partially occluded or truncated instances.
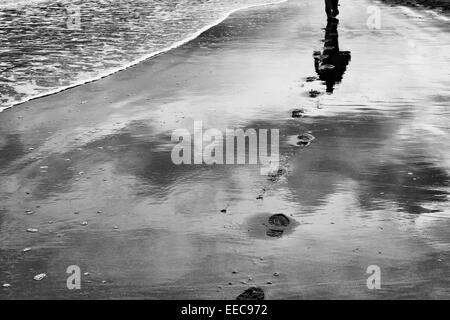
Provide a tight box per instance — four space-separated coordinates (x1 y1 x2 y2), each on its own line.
0 0 449 299
0 0 283 110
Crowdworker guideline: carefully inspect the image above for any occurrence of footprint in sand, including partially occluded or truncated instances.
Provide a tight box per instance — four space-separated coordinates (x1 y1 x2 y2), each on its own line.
266 214 291 238
236 287 265 300
291 108 307 119
246 213 298 239
297 133 316 147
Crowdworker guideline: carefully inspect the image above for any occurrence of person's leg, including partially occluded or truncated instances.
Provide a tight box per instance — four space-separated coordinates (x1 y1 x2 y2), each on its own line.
332 0 339 17
325 0 333 19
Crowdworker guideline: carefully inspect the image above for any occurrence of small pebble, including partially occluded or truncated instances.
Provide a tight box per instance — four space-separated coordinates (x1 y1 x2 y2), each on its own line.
33 273 46 281
23 247 32 252
273 272 280 277
81 221 88 226
2 283 11 288
26 228 38 233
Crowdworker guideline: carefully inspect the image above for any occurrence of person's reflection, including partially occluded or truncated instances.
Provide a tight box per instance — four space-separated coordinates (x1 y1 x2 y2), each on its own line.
314 19 351 94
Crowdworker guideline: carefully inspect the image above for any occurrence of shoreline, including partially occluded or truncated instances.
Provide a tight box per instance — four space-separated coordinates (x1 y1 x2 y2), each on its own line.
2 0 447 115
0 0 288 114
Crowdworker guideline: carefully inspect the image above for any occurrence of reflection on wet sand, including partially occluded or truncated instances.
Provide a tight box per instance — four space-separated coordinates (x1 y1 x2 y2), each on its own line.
314 19 351 94
0 0 449 299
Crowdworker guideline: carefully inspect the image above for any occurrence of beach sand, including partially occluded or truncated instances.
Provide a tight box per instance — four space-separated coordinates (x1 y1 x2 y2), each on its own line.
0 0 449 299
381 0 450 13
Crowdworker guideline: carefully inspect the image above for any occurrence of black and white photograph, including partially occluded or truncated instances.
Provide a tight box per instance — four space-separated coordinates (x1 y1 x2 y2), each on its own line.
0 0 449 305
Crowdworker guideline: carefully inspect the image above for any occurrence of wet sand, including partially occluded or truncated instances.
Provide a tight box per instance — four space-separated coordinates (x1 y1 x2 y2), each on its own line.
1 0 450 299
381 0 450 13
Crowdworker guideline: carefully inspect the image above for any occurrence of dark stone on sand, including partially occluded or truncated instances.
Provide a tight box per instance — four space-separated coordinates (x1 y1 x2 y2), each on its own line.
268 214 290 227
236 287 265 301
221 209 227 213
